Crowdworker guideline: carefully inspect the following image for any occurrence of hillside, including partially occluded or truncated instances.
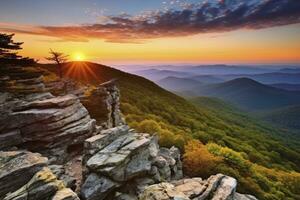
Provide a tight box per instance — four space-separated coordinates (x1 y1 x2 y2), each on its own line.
219 72 300 84
258 105 300 134
134 69 192 81
195 78 300 111
157 76 202 91
39 62 300 199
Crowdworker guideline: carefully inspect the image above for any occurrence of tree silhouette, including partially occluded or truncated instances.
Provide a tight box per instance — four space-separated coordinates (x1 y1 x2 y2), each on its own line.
0 33 34 66
46 49 68 79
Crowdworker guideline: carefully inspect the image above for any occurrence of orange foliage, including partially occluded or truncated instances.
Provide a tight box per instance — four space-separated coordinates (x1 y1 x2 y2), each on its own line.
183 140 222 178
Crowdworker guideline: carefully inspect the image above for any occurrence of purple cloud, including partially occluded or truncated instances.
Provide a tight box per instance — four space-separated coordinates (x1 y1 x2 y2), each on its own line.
1 0 300 43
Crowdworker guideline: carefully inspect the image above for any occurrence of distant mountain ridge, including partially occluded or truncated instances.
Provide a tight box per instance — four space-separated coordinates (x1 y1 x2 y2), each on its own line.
193 78 300 111
270 83 300 91
157 76 202 91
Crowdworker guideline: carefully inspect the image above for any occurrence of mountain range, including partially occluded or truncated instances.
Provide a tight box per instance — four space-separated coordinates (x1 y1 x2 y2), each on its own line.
38 62 300 199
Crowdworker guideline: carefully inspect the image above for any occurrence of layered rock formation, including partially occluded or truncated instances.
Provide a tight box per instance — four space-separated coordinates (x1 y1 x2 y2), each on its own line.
0 94 96 162
0 65 258 200
81 125 183 200
140 174 257 200
0 151 79 200
83 79 125 129
0 66 45 95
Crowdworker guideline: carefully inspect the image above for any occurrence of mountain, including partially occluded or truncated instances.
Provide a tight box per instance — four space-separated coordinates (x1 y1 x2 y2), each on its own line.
218 72 300 84
39 62 300 199
183 64 275 75
278 68 300 74
270 83 300 91
133 69 193 81
195 78 300 111
258 105 300 133
157 76 202 91
189 75 225 84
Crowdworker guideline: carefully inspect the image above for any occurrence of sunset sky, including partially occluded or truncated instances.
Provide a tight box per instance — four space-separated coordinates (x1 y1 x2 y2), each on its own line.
0 0 300 65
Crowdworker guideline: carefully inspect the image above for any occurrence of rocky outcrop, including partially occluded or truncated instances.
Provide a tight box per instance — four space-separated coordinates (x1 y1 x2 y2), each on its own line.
0 66 46 95
0 151 48 199
0 150 80 200
0 94 96 162
3 167 79 200
139 174 253 200
81 125 183 200
83 79 125 129
0 65 259 200
45 78 86 98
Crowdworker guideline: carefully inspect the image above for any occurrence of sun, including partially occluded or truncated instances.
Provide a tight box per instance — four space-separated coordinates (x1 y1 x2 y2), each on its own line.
72 52 86 61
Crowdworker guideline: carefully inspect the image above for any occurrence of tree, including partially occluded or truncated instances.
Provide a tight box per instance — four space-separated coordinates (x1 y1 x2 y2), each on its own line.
0 33 34 66
46 49 68 79
183 140 222 178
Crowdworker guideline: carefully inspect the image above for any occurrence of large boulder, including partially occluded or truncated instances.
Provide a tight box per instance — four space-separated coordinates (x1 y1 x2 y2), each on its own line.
3 167 80 200
83 80 125 129
0 151 48 199
81 125 183 200
81 173 120 200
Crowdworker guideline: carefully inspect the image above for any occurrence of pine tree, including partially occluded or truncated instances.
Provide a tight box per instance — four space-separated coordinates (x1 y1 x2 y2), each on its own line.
0 33 35 66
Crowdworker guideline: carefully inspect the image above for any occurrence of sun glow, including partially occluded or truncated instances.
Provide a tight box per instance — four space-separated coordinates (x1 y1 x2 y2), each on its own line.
72 52 86 61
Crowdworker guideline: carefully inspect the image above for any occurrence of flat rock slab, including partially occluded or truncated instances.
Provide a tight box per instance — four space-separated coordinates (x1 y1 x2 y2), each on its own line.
140 174 240 200
15 94 78 111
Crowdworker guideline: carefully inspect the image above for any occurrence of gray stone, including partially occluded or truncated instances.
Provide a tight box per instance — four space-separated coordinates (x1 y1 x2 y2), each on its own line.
81 173 120 200
0 151 48 199
139 174 249 200
0 130 23 149
234 193 258 200
212 176 237 200
3 167 64 200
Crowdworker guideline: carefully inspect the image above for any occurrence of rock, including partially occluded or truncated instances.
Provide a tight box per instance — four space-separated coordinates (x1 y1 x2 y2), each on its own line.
0 94 96 159
15 94 79 110
140 174 243 200
0 130 23 149
51 188 80 200
82 123 185 199
115 193 137 200
3 167 64 200
83 80 125 129
49 165 77 191
85 132 153 182
151 147 183 182
0 66 46 95
139 182 188 200
0 151 48 199
212 176 237 200
3 167 80 200
234 193 258 200
81 173 120 200
83 125 129 158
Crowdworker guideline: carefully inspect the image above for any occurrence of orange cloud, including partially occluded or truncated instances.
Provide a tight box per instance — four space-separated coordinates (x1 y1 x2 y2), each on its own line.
1 0 300 43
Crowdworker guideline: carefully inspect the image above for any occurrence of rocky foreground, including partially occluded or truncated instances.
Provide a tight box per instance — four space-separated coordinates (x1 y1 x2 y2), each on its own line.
0 65 257 200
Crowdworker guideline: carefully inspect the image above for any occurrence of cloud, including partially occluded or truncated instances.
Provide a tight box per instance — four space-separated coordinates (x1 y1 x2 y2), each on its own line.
1 0 300 43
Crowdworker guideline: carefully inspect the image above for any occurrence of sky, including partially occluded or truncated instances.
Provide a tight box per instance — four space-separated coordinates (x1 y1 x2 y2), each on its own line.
0 0 300 65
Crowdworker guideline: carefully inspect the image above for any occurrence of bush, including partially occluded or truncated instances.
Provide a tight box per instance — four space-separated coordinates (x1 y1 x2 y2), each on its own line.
183 140 222 178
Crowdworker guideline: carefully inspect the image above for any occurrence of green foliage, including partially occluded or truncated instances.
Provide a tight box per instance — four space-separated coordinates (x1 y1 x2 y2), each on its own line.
206 143 300 199
40 62 300 199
